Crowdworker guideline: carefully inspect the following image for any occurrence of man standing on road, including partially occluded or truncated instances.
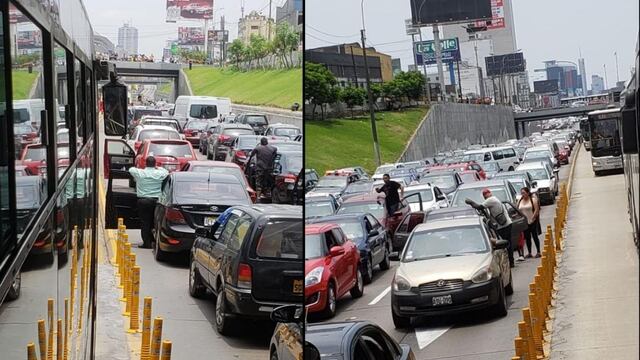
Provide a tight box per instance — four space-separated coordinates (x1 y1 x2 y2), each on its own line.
375 174 404 217
129 156 169 249
250 137 277 200
465 188 514 267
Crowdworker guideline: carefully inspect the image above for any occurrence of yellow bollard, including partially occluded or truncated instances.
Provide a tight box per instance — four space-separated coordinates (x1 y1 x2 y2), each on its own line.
57 319 63 360
514 337 525 359
527 293 544 355
534 273 548 320
128 266 141 333
518 321 537 360
27 342 37 360
117 224 126 272
141 297 153 360
37 319 47 360
160 340 172 360
120 235 130 289
150 317 164 360
64 298 69 360
522 308 541 359
121 242 131 299
47 298 54 360
125 253 136 316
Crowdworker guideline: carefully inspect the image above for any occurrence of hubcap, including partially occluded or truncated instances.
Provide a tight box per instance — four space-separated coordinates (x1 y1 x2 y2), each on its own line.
216 293 224 325
367 260 373 278
357 270 363 292
190 262 196 287
328 287 336 313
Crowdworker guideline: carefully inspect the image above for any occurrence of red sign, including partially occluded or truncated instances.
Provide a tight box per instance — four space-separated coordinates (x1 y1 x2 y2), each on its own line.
178 27 205 46
166 0 213 22
475 0 505 30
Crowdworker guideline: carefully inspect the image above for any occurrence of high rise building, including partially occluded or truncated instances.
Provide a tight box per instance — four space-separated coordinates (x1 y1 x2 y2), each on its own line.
117 23 138 56
578 58 588 94
591 74 605 94
276 0 302 31
544 61 581 97
238 11 275 44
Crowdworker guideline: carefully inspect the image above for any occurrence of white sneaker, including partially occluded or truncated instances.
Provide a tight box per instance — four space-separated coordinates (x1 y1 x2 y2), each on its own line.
516 256 525 262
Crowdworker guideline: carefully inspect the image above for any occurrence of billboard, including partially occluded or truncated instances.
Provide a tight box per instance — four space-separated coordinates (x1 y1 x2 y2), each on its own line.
534 80 559 94
166 0 213 22
474 0 505 29
415 38 461 66
485 53 525 76
178 27 205 45
17 30 43 49
410 0 492 26
207 30 229 43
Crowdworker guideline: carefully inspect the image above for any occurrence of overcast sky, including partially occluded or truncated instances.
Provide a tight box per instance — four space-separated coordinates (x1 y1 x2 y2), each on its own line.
306 0 638 89
85 0 280 58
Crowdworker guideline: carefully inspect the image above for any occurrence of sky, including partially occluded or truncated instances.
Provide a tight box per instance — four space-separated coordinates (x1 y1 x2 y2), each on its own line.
305 0 639 90
85 0 282 58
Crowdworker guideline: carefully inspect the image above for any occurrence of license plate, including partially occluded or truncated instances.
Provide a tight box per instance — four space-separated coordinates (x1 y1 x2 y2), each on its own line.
432 295 452 306
292 279 303 294
204 216 216 226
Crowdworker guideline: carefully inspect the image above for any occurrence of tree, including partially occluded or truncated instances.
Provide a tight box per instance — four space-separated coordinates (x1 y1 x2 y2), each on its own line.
304 62 338 120
248 34 268 69
227 39 245 68
272 23 300 68
370 83 382 110
382 80 404 108
340 86 366 118
395 71 425 101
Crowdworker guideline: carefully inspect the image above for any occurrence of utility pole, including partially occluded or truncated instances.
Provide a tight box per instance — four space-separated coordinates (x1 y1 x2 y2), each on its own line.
603 64 608 90
361 29 381 166
432 25 446 102
418 29 430 103
614 51 620 82
268 0 272 41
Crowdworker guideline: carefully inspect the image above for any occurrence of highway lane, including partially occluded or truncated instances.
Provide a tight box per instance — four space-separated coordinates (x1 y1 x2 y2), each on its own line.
309 156 573 359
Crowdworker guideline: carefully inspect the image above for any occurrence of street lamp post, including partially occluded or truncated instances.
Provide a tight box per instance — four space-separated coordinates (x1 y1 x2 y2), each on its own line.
360 0 381 167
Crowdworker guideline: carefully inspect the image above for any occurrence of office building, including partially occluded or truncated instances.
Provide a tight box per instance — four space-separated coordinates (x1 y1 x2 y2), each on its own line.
306 46 383 87
310 43 393 83
276 0 302 30
543 61 582 97
591 74 605 94
117 23 138 55
392 58 402 77
238 11 275 44
578 58 588 95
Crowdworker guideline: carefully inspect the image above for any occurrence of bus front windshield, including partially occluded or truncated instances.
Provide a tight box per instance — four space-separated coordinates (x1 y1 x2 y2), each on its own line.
590 118 621 157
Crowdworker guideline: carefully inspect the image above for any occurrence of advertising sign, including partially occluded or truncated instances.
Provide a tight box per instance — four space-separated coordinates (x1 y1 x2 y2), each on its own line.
410 0 492 26
207 30 229 43
166 0 213 22
17 30 43 49
485 52 525 76
178 27 205 45
405 19 419 35
474 0 505 29
533 79 559 94
414 38 460 65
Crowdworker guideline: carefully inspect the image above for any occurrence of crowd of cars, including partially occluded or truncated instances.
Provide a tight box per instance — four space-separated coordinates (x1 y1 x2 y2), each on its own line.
298 118 580 358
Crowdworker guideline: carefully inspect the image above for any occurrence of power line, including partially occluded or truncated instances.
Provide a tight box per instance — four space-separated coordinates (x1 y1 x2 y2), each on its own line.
305 32 344 46
306 24 359 38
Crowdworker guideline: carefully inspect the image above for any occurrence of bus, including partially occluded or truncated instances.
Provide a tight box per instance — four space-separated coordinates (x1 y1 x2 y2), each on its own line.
579 117 591 150
587 108 623 175
0 1 116 358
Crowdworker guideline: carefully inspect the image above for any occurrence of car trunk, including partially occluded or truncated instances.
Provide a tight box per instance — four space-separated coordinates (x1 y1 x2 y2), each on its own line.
177 204 231 228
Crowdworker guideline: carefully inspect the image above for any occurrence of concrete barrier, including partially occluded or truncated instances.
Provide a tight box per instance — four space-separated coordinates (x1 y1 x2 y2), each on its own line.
231 104 302 130
398 103 515 162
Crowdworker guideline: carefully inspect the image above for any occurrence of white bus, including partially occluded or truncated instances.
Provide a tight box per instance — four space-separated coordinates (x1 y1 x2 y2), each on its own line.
587 108 623 175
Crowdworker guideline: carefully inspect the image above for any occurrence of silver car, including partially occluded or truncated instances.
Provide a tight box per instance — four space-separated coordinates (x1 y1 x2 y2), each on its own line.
391 216 512 328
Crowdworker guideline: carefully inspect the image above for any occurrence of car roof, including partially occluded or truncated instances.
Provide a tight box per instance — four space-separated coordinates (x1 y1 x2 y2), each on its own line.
414 215 482 232
136 124 179 131
426 206 478 220
187 160 240 168
456 179 507 190
230 204 301 219
341 193 382 203
220 123 253 129
305 223 340 234
268 123 300 129
526 146 551 152
517 162 547 170
305 321 363 354
405 184 433 191
309 213 365 223
144 139 191 145
171 172 239 183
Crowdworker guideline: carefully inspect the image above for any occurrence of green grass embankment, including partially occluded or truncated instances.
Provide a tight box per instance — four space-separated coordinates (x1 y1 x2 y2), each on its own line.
12 70 38 99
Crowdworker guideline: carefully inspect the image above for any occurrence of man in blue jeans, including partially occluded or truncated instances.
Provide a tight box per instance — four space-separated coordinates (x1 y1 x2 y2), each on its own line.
129 156 169 248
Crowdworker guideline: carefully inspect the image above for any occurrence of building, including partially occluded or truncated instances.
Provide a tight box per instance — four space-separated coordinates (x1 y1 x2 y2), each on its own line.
591 74 605 94
391 58 402 77
276 0 302 31
238 11 275 44
578 58 588 95
117 23 138 56
309 43 393 83
305 46 383 88
543 61 582 97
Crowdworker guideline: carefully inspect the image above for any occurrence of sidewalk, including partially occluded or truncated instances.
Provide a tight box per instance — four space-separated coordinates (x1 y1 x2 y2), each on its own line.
550 148 639 359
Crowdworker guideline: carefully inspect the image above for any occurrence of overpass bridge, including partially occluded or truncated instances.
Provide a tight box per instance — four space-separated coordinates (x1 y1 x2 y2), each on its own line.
513 103 610 138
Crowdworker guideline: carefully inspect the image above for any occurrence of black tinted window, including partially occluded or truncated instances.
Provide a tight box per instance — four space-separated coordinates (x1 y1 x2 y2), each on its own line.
245 115 267 125
190 104 217 119
255 220 302 259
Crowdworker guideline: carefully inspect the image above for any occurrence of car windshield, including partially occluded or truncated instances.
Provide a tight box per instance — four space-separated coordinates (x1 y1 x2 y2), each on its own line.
148 143 193 158
305 233 326 259
403 225 488 261
462 153 485 162
283 154 303 173
24 146 69 161
344 181 373 194
13 108 30 123
451 187 509 206
305 201 335 218
336 220 365 241
271 142 302 152
420 174 455 189
404 189 434 203
246 115 267 125
185 121 208 130
134 109 162 119
459 173 478 183
508 179 526 193
188 166 248 187
274 128 300 137
522 168 549 180
223 128 255 136
337 202 385 220
143 121 178 130
139 130 180 141
525 150 549 159
374 165 396 174
190 104 218 119
255 220 302 260
173 181 249 204
316 177 346 189
237 136 261 148
403 161 423 169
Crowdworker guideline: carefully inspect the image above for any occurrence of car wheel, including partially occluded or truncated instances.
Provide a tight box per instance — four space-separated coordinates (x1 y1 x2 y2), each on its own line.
207 150 213 160
5 272 21 301
492 278 508 317
272 187 280 204
379 246 391 270
215 289 234 335
153 229 167 262
392 308 411 329
322 283 337 318
505 268 514 295
363 258 373 284
548 195 555 205
508 166 514 171
189 258 206 298
270 350 278 360
350 268 364 299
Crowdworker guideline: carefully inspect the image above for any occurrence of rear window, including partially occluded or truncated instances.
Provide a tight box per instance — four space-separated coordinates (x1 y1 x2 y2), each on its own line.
246 115 267 125
271 142 302 152
274 128 300 137
143 121 179 130
148 143 193 158
185 121 208 130
13 108 30 123
237 136 260 148
255 220 302 259
134 109 162 120
188 166 248 186
190 104 218 119
174 181 249 204
24 147 69 161
139 130 180 141
222 128 254 136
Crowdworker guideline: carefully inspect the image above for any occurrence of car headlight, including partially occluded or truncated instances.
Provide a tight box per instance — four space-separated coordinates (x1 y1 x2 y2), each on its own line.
471 266 493 283
393 275 411 292
592 161 598 165
305 267 324 287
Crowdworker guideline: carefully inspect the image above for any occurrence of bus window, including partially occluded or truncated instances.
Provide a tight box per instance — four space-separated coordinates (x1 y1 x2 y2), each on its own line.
54 42 71 180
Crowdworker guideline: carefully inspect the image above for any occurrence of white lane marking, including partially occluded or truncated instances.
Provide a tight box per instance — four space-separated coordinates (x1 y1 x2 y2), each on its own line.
368 286 391 305
414 326 451 350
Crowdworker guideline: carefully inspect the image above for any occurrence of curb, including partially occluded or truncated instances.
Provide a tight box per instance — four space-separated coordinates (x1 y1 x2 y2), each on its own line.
566 144 581 198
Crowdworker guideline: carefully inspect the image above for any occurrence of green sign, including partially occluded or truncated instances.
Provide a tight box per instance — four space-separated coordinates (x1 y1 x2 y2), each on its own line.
415 38 459 55
170 44 179 55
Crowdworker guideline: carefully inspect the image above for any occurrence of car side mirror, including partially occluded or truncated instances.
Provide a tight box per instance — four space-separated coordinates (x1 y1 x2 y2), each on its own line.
330 246 345 257
270 304 302 324
493 239 509 250
368 229 379 237
531 181 538 187
553 168 559 174
102 78 128 136
195 227 208 237
168 109 174 116
436 194 445 201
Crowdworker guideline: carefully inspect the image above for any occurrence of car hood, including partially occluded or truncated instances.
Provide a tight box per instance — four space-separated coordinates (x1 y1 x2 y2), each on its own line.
534 179 552 189
397 252 491 286
408 200 436 212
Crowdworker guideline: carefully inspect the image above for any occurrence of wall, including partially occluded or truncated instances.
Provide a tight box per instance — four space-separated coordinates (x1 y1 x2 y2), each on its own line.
232 103 302 129
399 103 515 162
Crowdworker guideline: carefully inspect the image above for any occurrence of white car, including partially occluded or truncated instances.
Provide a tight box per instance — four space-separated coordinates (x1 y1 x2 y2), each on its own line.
126 125 182 153
372 163 400 180
523 146 558 168
403 184 449 212
516 161 558 205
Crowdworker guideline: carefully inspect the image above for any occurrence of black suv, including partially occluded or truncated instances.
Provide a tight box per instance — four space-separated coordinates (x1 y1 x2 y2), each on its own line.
189 205 303 335
235 113 269 135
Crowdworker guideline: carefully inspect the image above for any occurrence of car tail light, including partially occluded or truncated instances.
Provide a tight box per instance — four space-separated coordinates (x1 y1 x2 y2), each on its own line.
237 263 252 289
167 238 181 245
165 208 186 224
184 129 193 137
235 150 247 160
284 174 296 183
218 134 231 143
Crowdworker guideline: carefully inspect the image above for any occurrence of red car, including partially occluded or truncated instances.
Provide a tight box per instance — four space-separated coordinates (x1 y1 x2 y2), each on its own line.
19 143 70 176
557 148 570 165
429 161 486 180
458 170 482 183
182 120 209 146
335 193 410 237
135 139 197 172
229 135 261 170
181 160 257 202
305 223 363 318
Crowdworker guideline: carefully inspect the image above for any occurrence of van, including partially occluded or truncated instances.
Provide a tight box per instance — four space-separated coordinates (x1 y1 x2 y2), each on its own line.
462 146 520 172
13 99 61 130
171 96 232 128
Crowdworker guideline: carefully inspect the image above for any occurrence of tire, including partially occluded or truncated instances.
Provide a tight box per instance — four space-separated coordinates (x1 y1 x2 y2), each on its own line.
548 194 555 205
189 259 207 298
492 279 508 317
392 308 411 329
153 229 167 262
270 350 278 360
379 246 391 270
505 269 514 295
508 166 514 171
215 289 234 335
322 283 337 318
5 272 21 301
362 258 373 284
350 268 364 299
207 151 213 160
